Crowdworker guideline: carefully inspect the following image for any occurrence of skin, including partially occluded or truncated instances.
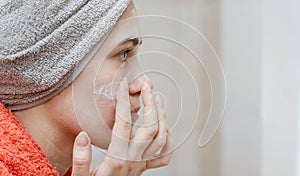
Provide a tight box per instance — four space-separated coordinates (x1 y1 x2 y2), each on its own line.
13 1 173 175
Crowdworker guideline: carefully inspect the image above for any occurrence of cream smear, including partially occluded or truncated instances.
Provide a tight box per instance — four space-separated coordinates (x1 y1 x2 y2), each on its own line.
94 82 120 100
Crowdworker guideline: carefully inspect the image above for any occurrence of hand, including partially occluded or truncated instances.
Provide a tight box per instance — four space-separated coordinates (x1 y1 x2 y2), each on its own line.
71 78 174 176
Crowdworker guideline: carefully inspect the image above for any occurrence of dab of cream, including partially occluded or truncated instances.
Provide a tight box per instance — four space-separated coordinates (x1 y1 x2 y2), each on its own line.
94 82 120 100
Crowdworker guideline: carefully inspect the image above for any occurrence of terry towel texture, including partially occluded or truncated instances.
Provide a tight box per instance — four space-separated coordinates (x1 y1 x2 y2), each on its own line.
0 0 131 110
0 103 59 175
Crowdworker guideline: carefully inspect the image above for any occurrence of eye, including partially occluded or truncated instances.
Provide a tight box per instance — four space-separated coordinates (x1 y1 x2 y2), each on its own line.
118 49 130 62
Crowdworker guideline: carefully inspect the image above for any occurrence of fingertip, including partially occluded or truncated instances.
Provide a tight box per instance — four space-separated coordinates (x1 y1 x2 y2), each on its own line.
141 86 151 106
76 131 90 147
72 132 92 175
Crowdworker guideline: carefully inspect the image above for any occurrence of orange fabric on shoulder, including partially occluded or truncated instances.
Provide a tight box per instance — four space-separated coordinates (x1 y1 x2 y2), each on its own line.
0 103 60 175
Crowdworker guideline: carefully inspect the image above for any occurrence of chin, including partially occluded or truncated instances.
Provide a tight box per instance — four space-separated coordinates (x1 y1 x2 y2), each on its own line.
89 120 113 150
91 133 112 150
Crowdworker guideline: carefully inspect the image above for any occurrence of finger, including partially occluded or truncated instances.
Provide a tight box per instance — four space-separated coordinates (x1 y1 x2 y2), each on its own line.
133 82 159 141
128 83 159 160
141 82 158 126
142 95 167 160
129 75 153 94
109 78 131 158
146 132 174 168
72 131 92 176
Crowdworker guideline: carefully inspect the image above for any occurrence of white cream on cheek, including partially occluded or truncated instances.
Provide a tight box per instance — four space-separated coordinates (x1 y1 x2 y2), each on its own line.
94 82 120 100
94 70 133 100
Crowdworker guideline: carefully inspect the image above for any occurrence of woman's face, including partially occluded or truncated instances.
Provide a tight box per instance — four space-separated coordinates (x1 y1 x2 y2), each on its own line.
51 2 153 149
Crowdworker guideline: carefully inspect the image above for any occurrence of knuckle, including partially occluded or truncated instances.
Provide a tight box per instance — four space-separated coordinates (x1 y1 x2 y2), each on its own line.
115 116 132 128
128 162 137 173
117 97 130 108
157 138 167 148
73 157 90 167
145 126 158 138
111 160 127 171
116 108 130 119
123 121 132 131
73 150 90 166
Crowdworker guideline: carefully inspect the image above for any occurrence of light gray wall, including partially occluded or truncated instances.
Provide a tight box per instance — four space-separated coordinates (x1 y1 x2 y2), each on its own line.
135 0 221 176
91 1 300 176
261 0 300 175
219 0 262 176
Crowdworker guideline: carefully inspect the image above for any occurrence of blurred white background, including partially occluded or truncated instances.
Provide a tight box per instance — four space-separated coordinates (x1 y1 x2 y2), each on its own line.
92 0 300 175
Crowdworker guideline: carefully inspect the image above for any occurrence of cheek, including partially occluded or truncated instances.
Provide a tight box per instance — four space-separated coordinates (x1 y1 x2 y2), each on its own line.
96 97 116 129
45 86 82 135
94 73 114 88
93 62 127 131
98 101 115 129
94 74 117 129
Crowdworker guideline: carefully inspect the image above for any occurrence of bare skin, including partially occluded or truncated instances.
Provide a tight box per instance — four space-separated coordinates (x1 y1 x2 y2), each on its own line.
72 79 174 176
13 1 173 175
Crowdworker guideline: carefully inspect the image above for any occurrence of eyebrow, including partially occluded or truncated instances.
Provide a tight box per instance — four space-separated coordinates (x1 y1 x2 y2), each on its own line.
118 37 143 48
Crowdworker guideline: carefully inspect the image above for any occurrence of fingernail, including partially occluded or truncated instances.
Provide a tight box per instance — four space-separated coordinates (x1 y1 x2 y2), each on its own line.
144 82 150 91
141 82 149 95
76 131 90 147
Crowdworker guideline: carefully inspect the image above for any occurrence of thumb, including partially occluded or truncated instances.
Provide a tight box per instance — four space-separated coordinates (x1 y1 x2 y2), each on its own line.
72 131 92 176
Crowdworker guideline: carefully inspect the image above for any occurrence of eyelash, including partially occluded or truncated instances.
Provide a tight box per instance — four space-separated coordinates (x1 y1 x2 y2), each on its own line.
118 49 132 62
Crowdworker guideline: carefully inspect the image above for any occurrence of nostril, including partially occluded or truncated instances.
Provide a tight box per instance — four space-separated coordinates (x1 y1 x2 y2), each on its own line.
128 75 154 94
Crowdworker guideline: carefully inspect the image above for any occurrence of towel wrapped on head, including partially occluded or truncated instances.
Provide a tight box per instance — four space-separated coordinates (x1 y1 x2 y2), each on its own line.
0 0 131 110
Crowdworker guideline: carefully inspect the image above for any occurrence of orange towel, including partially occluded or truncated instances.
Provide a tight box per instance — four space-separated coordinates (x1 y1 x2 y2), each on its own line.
0 103 59 175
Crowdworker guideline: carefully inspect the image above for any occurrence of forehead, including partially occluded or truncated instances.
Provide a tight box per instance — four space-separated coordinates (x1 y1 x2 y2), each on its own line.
119 1 136 20
113 1 139 38
99 1 139 52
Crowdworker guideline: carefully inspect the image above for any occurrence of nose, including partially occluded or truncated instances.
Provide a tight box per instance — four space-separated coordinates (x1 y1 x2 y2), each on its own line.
129 74 153 95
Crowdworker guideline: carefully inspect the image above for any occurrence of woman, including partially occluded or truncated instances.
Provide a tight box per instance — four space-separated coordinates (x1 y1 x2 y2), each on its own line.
0 0 173 175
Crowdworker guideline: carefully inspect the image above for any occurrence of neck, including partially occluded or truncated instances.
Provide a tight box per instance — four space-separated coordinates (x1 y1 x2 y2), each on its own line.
13 105 75 175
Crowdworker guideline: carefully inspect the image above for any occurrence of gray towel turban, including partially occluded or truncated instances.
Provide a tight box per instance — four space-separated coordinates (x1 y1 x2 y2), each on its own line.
0 0 131 110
